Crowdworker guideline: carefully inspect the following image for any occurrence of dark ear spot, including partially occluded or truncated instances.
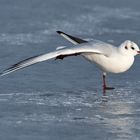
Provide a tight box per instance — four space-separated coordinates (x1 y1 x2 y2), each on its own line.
125 46 128 50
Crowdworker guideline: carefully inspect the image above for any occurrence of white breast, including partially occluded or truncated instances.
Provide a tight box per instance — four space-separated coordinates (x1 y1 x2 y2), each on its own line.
82 53 134 73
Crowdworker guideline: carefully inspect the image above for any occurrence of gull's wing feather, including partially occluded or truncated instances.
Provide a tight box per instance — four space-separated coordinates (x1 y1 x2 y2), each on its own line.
0 45 105 76
56 31 88 45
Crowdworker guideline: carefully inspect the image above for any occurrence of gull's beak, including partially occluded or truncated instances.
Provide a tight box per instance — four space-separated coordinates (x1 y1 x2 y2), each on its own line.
137 51 140 54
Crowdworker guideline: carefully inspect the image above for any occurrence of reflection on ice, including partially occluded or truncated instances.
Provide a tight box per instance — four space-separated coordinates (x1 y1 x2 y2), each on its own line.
103 102 135 139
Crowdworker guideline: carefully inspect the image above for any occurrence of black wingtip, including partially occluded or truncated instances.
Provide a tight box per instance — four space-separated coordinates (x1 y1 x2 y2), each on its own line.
56 30 88 44
56 31 63 34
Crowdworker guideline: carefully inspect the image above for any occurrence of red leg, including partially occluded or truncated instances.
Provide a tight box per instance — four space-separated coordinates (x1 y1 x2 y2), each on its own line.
103 73 114 95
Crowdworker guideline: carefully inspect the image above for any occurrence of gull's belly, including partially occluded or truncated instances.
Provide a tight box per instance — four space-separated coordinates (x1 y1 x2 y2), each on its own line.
83 54 134 73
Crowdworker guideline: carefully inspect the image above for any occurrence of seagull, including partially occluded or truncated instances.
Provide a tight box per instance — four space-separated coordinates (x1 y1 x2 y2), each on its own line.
0 31 140 95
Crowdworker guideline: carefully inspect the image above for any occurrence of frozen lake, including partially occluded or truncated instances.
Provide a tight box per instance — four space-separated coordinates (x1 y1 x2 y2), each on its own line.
0 0 140 139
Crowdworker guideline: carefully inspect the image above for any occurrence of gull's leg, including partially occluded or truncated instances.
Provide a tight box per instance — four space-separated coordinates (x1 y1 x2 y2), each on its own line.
103 72 115 95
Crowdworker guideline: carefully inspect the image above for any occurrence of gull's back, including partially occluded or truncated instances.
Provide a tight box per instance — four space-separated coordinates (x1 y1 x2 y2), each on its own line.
77 39 118 57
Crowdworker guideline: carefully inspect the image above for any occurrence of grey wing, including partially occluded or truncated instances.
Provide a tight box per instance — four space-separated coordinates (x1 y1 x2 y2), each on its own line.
56 30 116 56
86 40 117 56
0 45 105 76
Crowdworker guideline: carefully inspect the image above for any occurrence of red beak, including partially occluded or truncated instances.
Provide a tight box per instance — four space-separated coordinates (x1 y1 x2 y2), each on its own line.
137 51 140 54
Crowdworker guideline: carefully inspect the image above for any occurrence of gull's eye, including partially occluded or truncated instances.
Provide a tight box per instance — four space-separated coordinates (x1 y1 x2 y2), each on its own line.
131 46 135 50
125 46 128 50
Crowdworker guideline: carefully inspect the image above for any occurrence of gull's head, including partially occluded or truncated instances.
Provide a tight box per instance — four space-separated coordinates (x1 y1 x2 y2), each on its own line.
119 40 140 56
